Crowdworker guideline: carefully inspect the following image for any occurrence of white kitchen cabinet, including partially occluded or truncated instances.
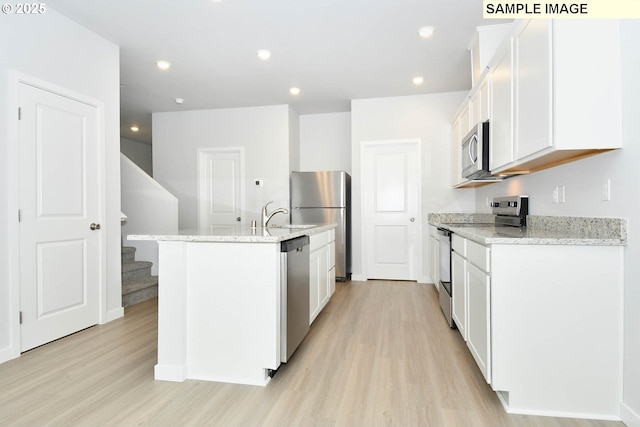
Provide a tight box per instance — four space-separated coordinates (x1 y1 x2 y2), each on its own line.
451 250 467 340
449 113 468 187
514 19 552 161
452 234 490 378
470 74 490 126
309 229 336 324
466 261 491 383
491 19 622 175
489 41 513 171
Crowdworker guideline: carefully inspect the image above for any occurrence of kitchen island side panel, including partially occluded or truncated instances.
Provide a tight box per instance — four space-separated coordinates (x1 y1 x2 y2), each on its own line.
155 241 281 386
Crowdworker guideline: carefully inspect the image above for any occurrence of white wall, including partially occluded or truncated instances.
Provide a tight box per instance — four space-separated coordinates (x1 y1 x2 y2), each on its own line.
300 112 352 172
475 20 640 424
351 92 476 282
152 105 295 229
120 155 178 275
0 9 122 361
121 138 153 176
288 107 300 173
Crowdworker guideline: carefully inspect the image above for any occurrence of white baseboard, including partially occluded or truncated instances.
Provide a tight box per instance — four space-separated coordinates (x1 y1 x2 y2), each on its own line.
497 390 620 422
154 363 188 382
621 402 640 427
102 307 124 323
350 274 367 282
0 346 17 365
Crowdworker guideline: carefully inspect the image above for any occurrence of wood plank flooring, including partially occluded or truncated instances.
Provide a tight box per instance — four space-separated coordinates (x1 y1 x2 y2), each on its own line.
0 281 622 427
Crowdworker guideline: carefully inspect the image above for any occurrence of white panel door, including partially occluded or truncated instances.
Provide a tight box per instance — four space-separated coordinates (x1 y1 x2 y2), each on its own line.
19 83 101 352
362 141 421 280
197 149 242 229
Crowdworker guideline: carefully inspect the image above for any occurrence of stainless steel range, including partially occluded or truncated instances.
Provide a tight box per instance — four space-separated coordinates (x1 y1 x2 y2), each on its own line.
437 195 529 328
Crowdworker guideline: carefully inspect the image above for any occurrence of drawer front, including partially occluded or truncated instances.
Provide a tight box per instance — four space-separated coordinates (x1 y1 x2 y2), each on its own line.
328 228 336 243
310 230 329 252
467 239 490 273
452 234 466 256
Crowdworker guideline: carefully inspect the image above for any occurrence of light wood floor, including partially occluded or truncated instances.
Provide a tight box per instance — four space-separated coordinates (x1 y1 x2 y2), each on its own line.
0 281 621 427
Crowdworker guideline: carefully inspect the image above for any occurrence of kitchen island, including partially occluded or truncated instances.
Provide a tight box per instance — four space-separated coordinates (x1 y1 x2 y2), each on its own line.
128 224 336 386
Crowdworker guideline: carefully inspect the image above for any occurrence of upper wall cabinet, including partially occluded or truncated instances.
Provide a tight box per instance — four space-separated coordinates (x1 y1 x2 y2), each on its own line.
450 19 623 188
489 40 513 171
491 19 622 175
451 74 493 188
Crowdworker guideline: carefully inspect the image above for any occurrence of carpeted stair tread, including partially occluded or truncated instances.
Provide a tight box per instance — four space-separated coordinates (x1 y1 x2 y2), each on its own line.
121 246 136 263
122 275 158 294
120 246 157 307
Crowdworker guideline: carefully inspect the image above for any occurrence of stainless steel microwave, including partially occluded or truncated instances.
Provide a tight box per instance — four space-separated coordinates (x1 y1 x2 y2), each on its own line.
461 121 491 180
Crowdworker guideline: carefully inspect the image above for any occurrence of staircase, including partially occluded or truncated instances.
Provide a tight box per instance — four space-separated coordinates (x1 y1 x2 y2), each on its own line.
122 246 158 307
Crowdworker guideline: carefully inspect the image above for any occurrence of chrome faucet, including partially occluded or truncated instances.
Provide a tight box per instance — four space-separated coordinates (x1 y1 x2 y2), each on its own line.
261 201 289 228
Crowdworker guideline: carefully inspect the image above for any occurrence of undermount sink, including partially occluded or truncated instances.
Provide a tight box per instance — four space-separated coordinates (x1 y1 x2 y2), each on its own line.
268 224 317 229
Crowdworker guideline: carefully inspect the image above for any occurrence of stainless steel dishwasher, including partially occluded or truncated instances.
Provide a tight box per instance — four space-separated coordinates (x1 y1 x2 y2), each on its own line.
280 235 310 363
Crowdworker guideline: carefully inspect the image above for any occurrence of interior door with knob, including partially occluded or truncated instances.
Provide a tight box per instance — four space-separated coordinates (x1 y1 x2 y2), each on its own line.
197 148 244 229
361 140 422 280
18 82 101 351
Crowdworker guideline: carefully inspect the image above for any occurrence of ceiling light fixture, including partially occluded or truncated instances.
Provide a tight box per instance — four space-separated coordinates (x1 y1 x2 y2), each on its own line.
130 125 139 132
156 60 171 70
413 76 424 85
175 97 184 104
257 49 272 60
418 26 435 38
289 87 300 96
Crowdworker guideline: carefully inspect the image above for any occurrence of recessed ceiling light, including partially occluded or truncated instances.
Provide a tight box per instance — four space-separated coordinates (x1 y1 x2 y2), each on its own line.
131 125 139 132
175 98 184 104
156 60 171 70
289 87 300 96
413 76 424 85
257 49 272 60
418 26 436 38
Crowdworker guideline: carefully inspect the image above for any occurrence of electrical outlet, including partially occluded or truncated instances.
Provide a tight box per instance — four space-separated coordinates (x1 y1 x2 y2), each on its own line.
601 179 611 201
552 186 565 204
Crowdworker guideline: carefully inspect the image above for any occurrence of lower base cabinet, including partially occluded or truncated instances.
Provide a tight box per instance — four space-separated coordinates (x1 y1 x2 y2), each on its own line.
451 232 623 418
466 261 491 382
309 229 336 324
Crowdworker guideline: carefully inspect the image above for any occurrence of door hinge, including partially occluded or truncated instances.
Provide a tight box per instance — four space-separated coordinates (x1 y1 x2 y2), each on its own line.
18 209 22 223
18 107 21 120
19 311 23 324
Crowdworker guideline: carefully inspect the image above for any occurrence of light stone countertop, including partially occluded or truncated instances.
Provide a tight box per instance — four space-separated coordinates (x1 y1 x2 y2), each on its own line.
429 214 627 246
128 223 336 244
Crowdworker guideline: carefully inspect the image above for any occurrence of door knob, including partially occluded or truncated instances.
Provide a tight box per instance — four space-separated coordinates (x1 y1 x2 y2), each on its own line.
90 223 101 230
410 217 415 222
236 217 241 222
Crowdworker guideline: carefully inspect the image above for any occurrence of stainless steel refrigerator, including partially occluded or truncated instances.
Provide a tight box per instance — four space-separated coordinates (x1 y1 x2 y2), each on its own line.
290 171 351 281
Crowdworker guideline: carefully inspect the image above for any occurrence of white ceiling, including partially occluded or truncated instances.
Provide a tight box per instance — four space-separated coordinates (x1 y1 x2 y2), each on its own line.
46 0 506 145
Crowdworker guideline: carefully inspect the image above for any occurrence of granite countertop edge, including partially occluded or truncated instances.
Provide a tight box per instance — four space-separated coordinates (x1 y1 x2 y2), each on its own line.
128 223 337 243
429 214 627 247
